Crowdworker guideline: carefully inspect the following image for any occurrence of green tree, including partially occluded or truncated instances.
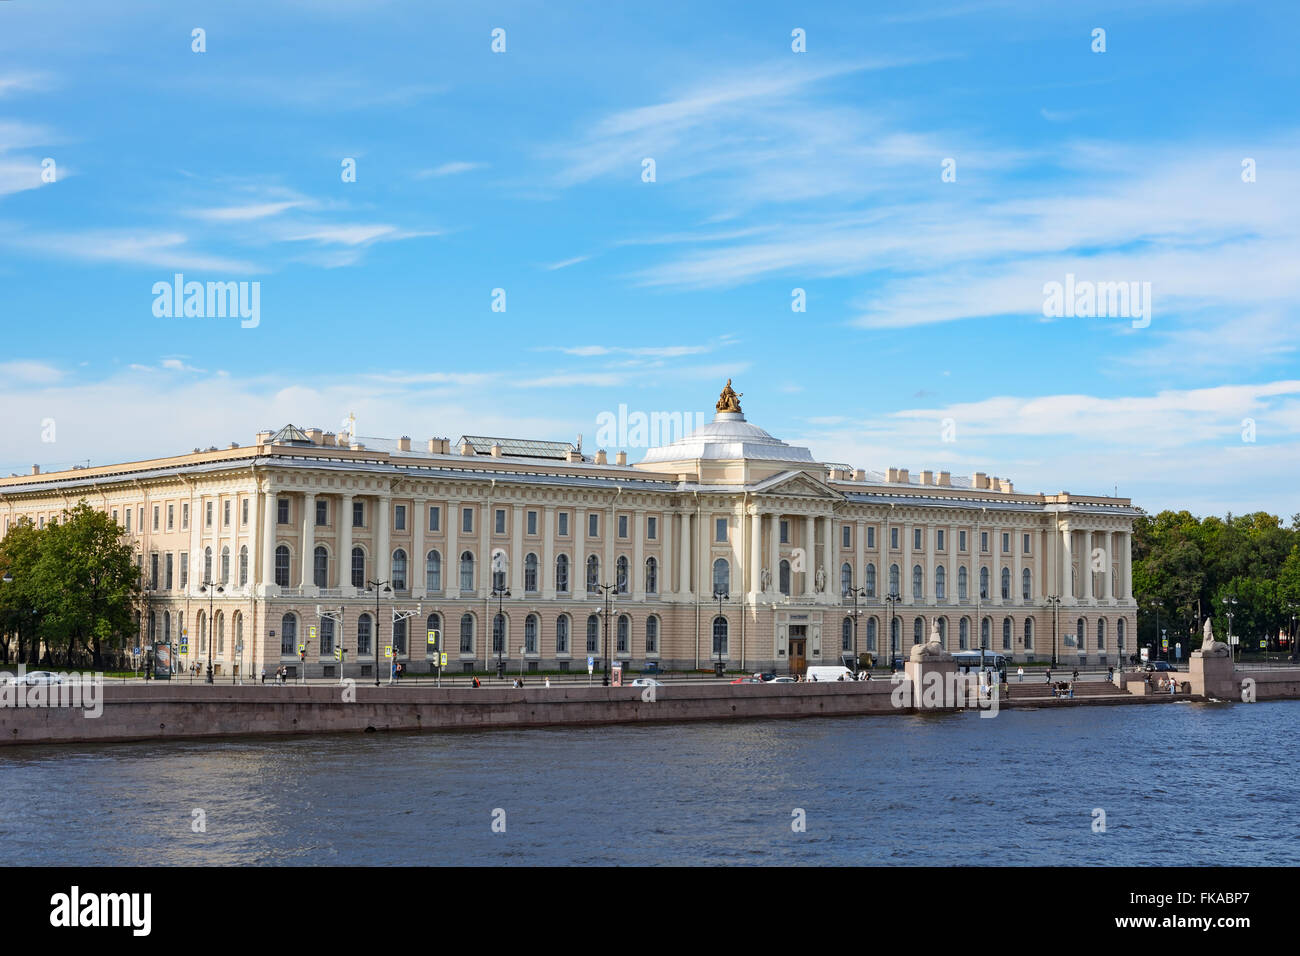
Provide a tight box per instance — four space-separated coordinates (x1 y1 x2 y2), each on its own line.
0 518 43 664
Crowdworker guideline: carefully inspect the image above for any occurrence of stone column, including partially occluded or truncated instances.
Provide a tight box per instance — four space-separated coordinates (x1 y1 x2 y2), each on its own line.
604 502 615 593
413 496 426 598
803 515 815 598
300 492 316 589
445 500 459 599
990 522 1001 605
261 490 277 588
925 523 935 605
749 510 763 598
245 486 260 592
768 512 780 594
1061 526 1074 604
633 510 646 601
339 494 353 592
543 506 556 600
479 500 491 596
679 512 692 597
1121 531 1132 600
510 503 524 595
376 494 391 583
901 519 912 603
855 518 865 596
1103 530 1114 602
821 515 835 602
1013 526 1024 605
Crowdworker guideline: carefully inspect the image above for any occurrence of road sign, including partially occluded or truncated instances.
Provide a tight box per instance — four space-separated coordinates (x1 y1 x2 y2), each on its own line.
309 625 317 640
440 653 448 667
298 643 306 654
587 656 594 675
427 629 439 646
182 627 188 637
179 642 189 654
1161 637 1169 650
1260 640 1267 649
384 646 393 659
334 647 342 661
133 646 140 655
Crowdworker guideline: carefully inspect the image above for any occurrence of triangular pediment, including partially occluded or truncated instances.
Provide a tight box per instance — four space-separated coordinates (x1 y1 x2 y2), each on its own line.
752 470 845 501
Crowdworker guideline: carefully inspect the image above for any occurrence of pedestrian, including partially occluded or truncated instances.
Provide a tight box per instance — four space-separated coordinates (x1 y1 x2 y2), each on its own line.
1107 666 1114 683
1045 668 1052 684
1068 681 1074 699
1170 675 1177 696
1072 668 1079 683
544 677 551 688
1016 665 1024 682
260 666 266 685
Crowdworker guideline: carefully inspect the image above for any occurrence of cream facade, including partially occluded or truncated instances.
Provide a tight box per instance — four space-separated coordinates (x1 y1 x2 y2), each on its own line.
0 387 1140 676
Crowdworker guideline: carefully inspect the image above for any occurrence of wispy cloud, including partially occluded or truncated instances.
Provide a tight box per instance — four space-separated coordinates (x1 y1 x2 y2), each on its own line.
415 162 484 179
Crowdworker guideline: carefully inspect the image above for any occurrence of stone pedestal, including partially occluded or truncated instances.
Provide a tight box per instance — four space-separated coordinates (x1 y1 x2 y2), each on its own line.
1188 645 1235 699
905 640 960 709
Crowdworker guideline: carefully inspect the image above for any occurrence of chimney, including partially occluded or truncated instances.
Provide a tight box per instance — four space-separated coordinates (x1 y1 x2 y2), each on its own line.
616 451 627 466
886 467 897 482
31 464 39 475
306 427 323 444
460 441 475 456
937 471 951 487
229 442 240 449
851 469 865 481
427 438 448 454
594 450 608 465
397 436 411 452
490 443 503 458
350 442 365 450
566 449 583 463
256 430 272 444
896 468 910 484
322 432 336 446
920 469 933 485
974 472 989 489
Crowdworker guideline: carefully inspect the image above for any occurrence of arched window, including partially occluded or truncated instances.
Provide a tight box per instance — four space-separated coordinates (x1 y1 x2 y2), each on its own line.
979 567 989 600
460 551 475 591
426 550 441 591
779 560 791 595
586 555 600 594
426 613 442 654
214 613 225 655
235 613 243 656
840 563 853 594
196 610 207 652
712 558 730 597
239 546 248 586
1024 618 1034 650
958 566 968 600
492 555 506 592
936 566 947 601
351 547 365 588
1002 616 1012 651
842 616 853 652
220 547 230 585
937 617 948 647
617 614 629 654
314 546 328 588
645 557 658 594
357 613 372 655
280 613 296 656
980 617 991 649
391 549 408 591
556 554 570 593
616 555 630 594
491 614 505 654
586 614 600 653
913 616 924 645
889 564 900 596
890 616 900 654
274 545 290 587
1000 567 1011 600
163 611 171 643
1117 618 1126 654
524 553 538 592
1076 617 1085 651
1022 567 1031 600
1097 618 1107 651
959 617 969 650
525 614 539 654
556 614 570 654
645 616 659 654
912 565 923 598
393 617 407 655
459 613 475 653
204 546 213 583
866 617 878 651
712 616 728 657
320 617 335 655
865 563 877 598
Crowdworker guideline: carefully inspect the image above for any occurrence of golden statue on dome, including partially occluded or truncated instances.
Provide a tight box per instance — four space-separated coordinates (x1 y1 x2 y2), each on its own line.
716 379 743 413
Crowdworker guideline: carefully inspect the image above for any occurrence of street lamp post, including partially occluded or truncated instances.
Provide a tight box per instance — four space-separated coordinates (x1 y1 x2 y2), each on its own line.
198 580 223 684
597 581 618 685
142 585 155 681
491 584 511 681
366 579 391 686
712 588 729 675
885 589 900 671
846 585 867 670
1224 595 1238 663
1046 595 1062 667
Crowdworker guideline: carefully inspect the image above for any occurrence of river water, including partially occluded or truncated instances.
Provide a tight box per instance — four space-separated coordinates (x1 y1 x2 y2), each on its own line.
2 700 1296 866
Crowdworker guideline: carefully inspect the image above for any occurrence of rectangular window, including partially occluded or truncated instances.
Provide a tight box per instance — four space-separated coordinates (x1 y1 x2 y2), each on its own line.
277 498 289 525
937 529 945 551
527 511 537 535
153 506 160 531
588 513 599 538
316 499 328 527
138 507 144 530
842 525 851 548
913 528 922 550
647 516 657 540
179 552 189 589
182 503 189 529
395 505 407 531
867 527 875 549
959 530 967 551
462 507 474 534
125 509 132 532
429 506 441 532
495 509 505 534
780 520 789 544
204 501 212 528
1023 533 1031 554
353 500 364 528
241 498 249 526
150 553 159 589
1002 532 1010 553
223 500 231 527
618 515 628 539
165 553 174 590
558 512 569 536
981 531 989 553
112 508 118 525
715 517 727 542
167 504 174 531
890 527 899 549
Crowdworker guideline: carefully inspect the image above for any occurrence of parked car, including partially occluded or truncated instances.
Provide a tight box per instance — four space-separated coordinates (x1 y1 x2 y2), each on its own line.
728 677 761 684
1142 661 1178 673
11 670 64 685
629 678 664 687
769 676 796 683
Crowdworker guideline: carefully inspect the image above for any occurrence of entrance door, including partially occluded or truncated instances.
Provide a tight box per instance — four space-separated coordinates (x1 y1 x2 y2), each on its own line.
789 625 807 676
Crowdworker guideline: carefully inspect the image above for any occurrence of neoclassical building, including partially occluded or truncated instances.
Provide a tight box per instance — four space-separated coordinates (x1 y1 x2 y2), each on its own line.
0 384 1139 676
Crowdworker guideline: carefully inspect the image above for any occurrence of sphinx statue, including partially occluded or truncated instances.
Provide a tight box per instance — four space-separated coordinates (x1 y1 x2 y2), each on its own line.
1198 617 1230 657
911 619 953 662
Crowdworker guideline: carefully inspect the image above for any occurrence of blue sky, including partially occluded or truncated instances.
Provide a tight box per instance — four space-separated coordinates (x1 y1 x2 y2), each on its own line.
1 0 1298 517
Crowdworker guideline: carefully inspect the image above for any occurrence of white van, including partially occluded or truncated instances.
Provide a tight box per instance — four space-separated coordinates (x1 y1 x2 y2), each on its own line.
804 665 854 682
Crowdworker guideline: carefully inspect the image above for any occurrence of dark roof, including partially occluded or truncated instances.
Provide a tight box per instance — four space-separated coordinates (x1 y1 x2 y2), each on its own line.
456 436 577 459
